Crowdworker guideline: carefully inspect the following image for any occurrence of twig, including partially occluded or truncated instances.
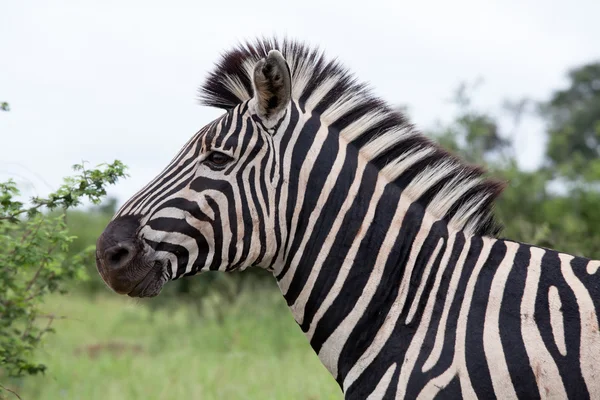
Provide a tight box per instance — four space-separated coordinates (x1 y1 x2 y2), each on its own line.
33 314 55 343
36 314 73 320
36 313 83 323
0 383 23 400
23 246 56 295
23 273 55 303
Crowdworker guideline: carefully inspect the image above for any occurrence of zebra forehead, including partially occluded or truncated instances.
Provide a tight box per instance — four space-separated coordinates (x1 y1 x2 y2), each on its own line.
201 109 241 144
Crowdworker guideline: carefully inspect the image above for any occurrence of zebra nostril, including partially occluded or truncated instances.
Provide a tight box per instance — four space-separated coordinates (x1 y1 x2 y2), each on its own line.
110 248 129 264
104 243 137 270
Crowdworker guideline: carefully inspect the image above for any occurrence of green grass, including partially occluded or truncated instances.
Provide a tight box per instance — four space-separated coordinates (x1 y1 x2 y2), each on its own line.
4 289 341 400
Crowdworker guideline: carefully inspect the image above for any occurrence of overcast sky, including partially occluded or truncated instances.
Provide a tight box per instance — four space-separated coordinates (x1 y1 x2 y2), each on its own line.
2 0 599 207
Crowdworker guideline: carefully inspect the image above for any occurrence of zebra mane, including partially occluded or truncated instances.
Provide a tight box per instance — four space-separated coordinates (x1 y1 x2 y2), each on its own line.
199 38 505 237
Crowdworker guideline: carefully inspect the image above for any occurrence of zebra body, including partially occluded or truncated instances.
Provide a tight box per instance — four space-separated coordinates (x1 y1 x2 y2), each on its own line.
96 39 600 399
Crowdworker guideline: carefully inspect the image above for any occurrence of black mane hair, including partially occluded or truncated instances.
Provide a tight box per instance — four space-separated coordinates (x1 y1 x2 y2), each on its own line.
199 38 505 237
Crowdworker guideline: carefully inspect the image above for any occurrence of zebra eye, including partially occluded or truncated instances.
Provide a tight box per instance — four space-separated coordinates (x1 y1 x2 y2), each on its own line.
206 151 232 167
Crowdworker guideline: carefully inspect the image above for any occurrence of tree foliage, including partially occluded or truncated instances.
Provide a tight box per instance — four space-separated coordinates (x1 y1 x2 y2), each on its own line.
0 161 126 386
541 62 600 180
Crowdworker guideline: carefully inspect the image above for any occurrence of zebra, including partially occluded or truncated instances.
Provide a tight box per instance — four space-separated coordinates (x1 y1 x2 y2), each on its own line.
95 38 600 399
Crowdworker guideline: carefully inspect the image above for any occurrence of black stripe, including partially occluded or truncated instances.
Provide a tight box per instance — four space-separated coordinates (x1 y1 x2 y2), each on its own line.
266 103 300 271
247 166 268 266
466 238 505 400
406 231 466 398
283 125 340 301
280 113 321 267
500 244 540 399
124 137 202 214
340 201 432 385
289 143 359 328
308 162 379 353
536 251 588 399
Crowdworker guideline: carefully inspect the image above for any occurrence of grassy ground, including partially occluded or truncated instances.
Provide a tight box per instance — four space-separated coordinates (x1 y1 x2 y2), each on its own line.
3 289 341 400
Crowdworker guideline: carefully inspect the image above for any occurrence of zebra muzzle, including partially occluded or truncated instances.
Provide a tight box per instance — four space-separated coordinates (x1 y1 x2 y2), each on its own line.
96 216 167 297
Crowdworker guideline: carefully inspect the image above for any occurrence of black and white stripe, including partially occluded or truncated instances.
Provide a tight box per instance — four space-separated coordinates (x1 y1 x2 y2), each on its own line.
109 38 600 399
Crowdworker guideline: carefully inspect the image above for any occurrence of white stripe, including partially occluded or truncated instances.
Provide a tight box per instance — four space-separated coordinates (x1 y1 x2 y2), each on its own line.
366 363 397 400
288 139 350 323
403 161 459 201
416 366 455 399
273 103 308 272
344 218 445 392
395 233 458 398
321 94 363 125
380 147 435 181
421 237 472 372
304 76 340 111
340 111 388 142
522 247 567 398
239 131 263 266
359 126 415 160
221 73 251 103
139 224 200 274
396 218 436 316
308 179 388 373
586 260 600 275
406 237 445 324
289 50 315 99
136 163 199 218
319 194 407 378
548 285 567 356
427 173 481 222
451 192 491 233
126 119 214 215
123 137 201 216
483 241 519 400
278 124 334 292
414 238 494 399
453 237 494 398
559 253 600 397
220 107 245 150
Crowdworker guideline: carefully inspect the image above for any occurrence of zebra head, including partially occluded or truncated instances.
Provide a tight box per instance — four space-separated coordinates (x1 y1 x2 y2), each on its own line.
96 38 504 299
96 49 293 297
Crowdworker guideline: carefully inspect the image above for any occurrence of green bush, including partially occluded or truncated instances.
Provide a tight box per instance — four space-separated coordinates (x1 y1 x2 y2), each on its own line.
0 161 126 396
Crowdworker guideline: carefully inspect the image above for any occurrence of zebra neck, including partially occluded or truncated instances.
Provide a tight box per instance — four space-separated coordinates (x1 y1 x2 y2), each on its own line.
273 151 453 377
273 152 600 398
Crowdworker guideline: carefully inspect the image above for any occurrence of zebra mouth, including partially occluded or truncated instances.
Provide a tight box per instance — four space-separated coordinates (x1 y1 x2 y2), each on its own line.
96 215 172 297
127 260 169 298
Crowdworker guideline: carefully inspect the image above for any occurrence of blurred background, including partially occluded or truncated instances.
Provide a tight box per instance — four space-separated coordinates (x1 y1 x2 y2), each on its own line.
1 0 600 398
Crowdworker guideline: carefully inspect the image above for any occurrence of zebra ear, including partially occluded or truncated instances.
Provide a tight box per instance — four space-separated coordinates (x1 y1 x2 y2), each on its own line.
251 50 292 121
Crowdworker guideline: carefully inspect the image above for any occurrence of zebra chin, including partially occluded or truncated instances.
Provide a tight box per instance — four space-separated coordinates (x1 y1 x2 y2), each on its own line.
96 216 170 298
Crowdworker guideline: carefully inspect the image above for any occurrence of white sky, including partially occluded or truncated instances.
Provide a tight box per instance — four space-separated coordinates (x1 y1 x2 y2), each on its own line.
1 0 599 206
